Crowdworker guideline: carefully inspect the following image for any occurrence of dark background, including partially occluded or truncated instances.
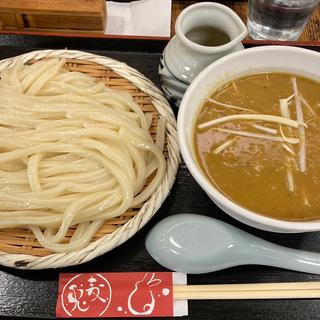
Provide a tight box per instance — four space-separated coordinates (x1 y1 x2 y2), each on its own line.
0 34 320 320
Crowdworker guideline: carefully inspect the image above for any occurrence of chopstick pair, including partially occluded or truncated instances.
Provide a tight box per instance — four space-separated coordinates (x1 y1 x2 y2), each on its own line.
57 273 320 318
173 281 320 300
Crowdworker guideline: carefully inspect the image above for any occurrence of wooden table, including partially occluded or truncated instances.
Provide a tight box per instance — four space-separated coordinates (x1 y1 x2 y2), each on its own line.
172 1 320 42
0 0 320 43
0 1 320 319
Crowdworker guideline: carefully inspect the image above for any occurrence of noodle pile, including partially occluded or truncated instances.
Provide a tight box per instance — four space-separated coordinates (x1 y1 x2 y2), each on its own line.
0 58 166 252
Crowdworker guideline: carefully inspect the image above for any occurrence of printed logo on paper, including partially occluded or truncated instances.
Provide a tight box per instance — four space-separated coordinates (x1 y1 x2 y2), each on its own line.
56 272 173 318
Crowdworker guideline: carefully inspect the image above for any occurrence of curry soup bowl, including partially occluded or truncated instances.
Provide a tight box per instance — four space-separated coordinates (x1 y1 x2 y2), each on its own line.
177 45 320 233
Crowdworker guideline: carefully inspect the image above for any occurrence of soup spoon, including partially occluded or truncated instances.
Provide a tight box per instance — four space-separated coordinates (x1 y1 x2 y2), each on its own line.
145 214 320 274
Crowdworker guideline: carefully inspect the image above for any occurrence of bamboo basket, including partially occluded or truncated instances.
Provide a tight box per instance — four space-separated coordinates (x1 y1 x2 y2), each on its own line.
0 49 180 269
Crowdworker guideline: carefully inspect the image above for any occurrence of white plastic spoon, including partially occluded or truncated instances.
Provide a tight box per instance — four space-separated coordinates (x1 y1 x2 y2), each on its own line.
145 214 320 274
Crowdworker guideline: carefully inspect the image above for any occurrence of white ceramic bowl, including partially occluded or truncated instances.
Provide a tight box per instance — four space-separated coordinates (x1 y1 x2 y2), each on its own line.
177 45 320 233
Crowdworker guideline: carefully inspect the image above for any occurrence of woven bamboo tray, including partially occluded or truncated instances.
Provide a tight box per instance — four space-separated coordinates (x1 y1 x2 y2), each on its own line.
0 49 180 269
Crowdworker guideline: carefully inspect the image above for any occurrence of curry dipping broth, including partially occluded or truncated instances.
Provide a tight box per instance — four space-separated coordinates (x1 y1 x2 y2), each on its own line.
194 72 320 221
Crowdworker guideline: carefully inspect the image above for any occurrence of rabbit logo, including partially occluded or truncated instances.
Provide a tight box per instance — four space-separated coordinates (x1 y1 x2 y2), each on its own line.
127 273 162 315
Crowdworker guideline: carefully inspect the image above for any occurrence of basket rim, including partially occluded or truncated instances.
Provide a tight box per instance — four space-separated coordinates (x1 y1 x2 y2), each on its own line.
0 49 180 269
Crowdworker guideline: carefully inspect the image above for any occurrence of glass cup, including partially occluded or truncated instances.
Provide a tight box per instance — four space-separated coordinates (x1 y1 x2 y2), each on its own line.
247 0 320 41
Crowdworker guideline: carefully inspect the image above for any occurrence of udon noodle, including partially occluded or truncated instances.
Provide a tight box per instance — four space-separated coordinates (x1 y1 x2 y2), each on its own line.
0 58 166 252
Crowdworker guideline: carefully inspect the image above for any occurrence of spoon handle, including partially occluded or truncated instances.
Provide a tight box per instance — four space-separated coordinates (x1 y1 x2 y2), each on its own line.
247 239 320 274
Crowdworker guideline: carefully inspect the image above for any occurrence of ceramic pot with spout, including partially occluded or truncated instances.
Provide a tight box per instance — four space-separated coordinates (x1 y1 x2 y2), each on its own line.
159 2 248 106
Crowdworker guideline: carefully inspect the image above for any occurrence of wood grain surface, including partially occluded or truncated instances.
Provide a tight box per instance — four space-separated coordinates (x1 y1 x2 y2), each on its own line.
0 41 320 319
0 0 319 42
0 0 106 33
172 1 320 42
0 0 105 15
